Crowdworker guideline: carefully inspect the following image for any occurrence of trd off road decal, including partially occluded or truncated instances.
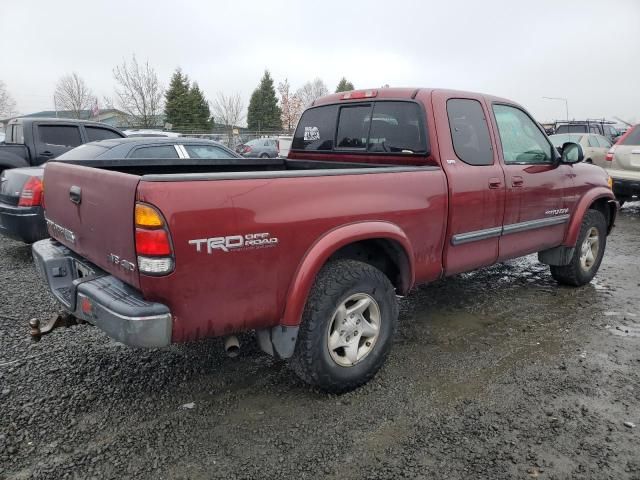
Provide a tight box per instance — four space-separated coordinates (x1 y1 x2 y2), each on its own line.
304 126 320 141
189 232 279 254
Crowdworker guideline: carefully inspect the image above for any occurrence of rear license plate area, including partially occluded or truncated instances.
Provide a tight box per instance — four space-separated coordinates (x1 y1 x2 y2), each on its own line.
75 261 93 279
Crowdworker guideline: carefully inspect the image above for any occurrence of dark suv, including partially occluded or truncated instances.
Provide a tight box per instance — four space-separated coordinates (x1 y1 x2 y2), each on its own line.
554 120 620 143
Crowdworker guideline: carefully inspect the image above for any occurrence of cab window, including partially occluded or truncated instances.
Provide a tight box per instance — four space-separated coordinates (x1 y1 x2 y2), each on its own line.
493 105 552 164
446 99 493 166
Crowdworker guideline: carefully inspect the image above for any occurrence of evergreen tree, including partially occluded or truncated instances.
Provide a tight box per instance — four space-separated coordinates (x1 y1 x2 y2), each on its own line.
335 77 355 93
164 68 191 129
247 70 282 131
188 82 212 131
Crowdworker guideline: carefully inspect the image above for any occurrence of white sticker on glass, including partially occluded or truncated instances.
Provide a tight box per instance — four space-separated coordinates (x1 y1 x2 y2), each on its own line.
304 126 320 141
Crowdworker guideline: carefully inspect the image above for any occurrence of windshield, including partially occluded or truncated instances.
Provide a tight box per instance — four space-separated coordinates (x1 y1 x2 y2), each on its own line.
549 134 583 146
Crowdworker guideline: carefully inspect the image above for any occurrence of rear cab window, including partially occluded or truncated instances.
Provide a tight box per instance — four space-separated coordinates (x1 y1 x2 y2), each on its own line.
292 101 427 155
446 99 493 166
6 124 24 144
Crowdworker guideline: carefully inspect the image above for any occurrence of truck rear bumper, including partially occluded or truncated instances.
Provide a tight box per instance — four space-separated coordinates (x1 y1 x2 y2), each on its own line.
0 203 47 244
32 239 172 347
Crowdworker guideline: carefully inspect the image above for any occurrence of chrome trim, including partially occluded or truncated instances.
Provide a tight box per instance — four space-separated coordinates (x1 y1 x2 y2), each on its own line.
451 214 570 246
141 166 431 182
502 214 570 235
451 226 502 246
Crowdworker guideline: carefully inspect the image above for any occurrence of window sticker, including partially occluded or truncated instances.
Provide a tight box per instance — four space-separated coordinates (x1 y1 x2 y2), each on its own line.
304 126 320 141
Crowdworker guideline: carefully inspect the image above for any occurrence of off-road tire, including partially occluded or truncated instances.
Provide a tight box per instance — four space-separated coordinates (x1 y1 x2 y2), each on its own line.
290 259 398 393
550 209 607 286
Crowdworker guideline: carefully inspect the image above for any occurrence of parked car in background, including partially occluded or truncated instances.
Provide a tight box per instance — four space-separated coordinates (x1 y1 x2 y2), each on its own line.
554 120 620 143
549 133 612 168
0 118 124 174
237 137 279 158
605 124 640 205
0 137 241 244
32 87 616 392
277 135 293 158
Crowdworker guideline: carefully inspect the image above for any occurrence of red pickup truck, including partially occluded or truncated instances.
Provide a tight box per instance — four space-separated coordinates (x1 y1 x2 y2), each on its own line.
32 88 617 392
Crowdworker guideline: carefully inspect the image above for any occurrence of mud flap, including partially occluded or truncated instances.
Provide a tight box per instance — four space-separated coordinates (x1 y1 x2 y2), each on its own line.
538 245 575 266
256 325 299 359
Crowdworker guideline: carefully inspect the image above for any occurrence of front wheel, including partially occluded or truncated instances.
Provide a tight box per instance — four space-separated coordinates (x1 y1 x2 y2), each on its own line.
550 209 607 286
290 259 398 393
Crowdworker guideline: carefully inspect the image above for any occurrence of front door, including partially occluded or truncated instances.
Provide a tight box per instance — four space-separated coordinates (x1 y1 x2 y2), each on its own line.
432 91 506 275
488 104 573 261
33 123 84 164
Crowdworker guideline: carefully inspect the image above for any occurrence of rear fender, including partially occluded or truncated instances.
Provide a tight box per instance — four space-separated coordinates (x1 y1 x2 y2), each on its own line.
563 187 616 247
281 221 414 327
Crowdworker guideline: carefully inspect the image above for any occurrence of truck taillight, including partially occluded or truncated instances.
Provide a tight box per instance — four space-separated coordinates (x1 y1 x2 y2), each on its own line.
134 202 174 275
244 146 252 153
18 177 44 207
605 146 616 162
341 89 377 100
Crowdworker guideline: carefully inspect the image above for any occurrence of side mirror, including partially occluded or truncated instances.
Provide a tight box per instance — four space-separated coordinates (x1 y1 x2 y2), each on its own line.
560 142 584 164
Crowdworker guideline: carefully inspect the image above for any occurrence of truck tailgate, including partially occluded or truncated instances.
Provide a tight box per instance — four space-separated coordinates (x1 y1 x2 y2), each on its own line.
43 162 140 288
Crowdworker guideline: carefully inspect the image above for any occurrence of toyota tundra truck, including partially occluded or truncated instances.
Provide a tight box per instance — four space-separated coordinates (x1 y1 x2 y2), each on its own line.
31 88 617 392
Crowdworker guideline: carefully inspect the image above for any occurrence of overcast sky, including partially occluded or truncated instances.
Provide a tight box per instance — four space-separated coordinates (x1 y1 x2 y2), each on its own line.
2 0 639 123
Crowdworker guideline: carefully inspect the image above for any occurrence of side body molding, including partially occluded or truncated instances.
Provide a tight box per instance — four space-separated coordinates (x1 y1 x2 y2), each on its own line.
280 221 415 327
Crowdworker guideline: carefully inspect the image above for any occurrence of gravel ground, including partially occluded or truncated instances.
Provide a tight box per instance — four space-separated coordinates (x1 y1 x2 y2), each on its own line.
1 204 639 479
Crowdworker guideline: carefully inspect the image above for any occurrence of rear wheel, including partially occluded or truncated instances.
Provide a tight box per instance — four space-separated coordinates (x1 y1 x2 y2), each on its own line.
550 209 607 286
260 153 269 158
291 259 398 393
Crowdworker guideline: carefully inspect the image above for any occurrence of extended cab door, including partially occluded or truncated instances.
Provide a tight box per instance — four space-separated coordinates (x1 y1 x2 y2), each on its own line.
33 123 84 164
432 91 506 275
488 103 572 260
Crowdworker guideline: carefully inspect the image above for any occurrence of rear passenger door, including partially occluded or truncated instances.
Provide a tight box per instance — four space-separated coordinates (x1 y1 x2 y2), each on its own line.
33 123 84 164
489 104 572 260
432 91 506 275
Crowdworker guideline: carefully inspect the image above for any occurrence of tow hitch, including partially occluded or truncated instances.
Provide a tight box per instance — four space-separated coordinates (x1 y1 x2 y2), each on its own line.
29 313 86 341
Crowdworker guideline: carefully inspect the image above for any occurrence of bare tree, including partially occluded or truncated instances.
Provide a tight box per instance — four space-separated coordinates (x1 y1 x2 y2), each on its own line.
53 73 95 119
296 78 329 107
113 55 164 128
0 80 17 119
278 79 304 132
211 92 245 144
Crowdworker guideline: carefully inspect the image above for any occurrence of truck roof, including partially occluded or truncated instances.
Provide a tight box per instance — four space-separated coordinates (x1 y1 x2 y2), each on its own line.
7 117 115 127
313 87 514 107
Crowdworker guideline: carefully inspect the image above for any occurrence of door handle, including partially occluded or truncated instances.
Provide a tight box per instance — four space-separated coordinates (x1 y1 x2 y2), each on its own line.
488 177 502 189
511 176 524 187
40 151 54 157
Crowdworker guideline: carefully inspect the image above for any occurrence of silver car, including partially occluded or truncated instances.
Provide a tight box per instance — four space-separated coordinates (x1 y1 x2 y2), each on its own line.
238 138 279 158
606 125 640 205
549 133 612 168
